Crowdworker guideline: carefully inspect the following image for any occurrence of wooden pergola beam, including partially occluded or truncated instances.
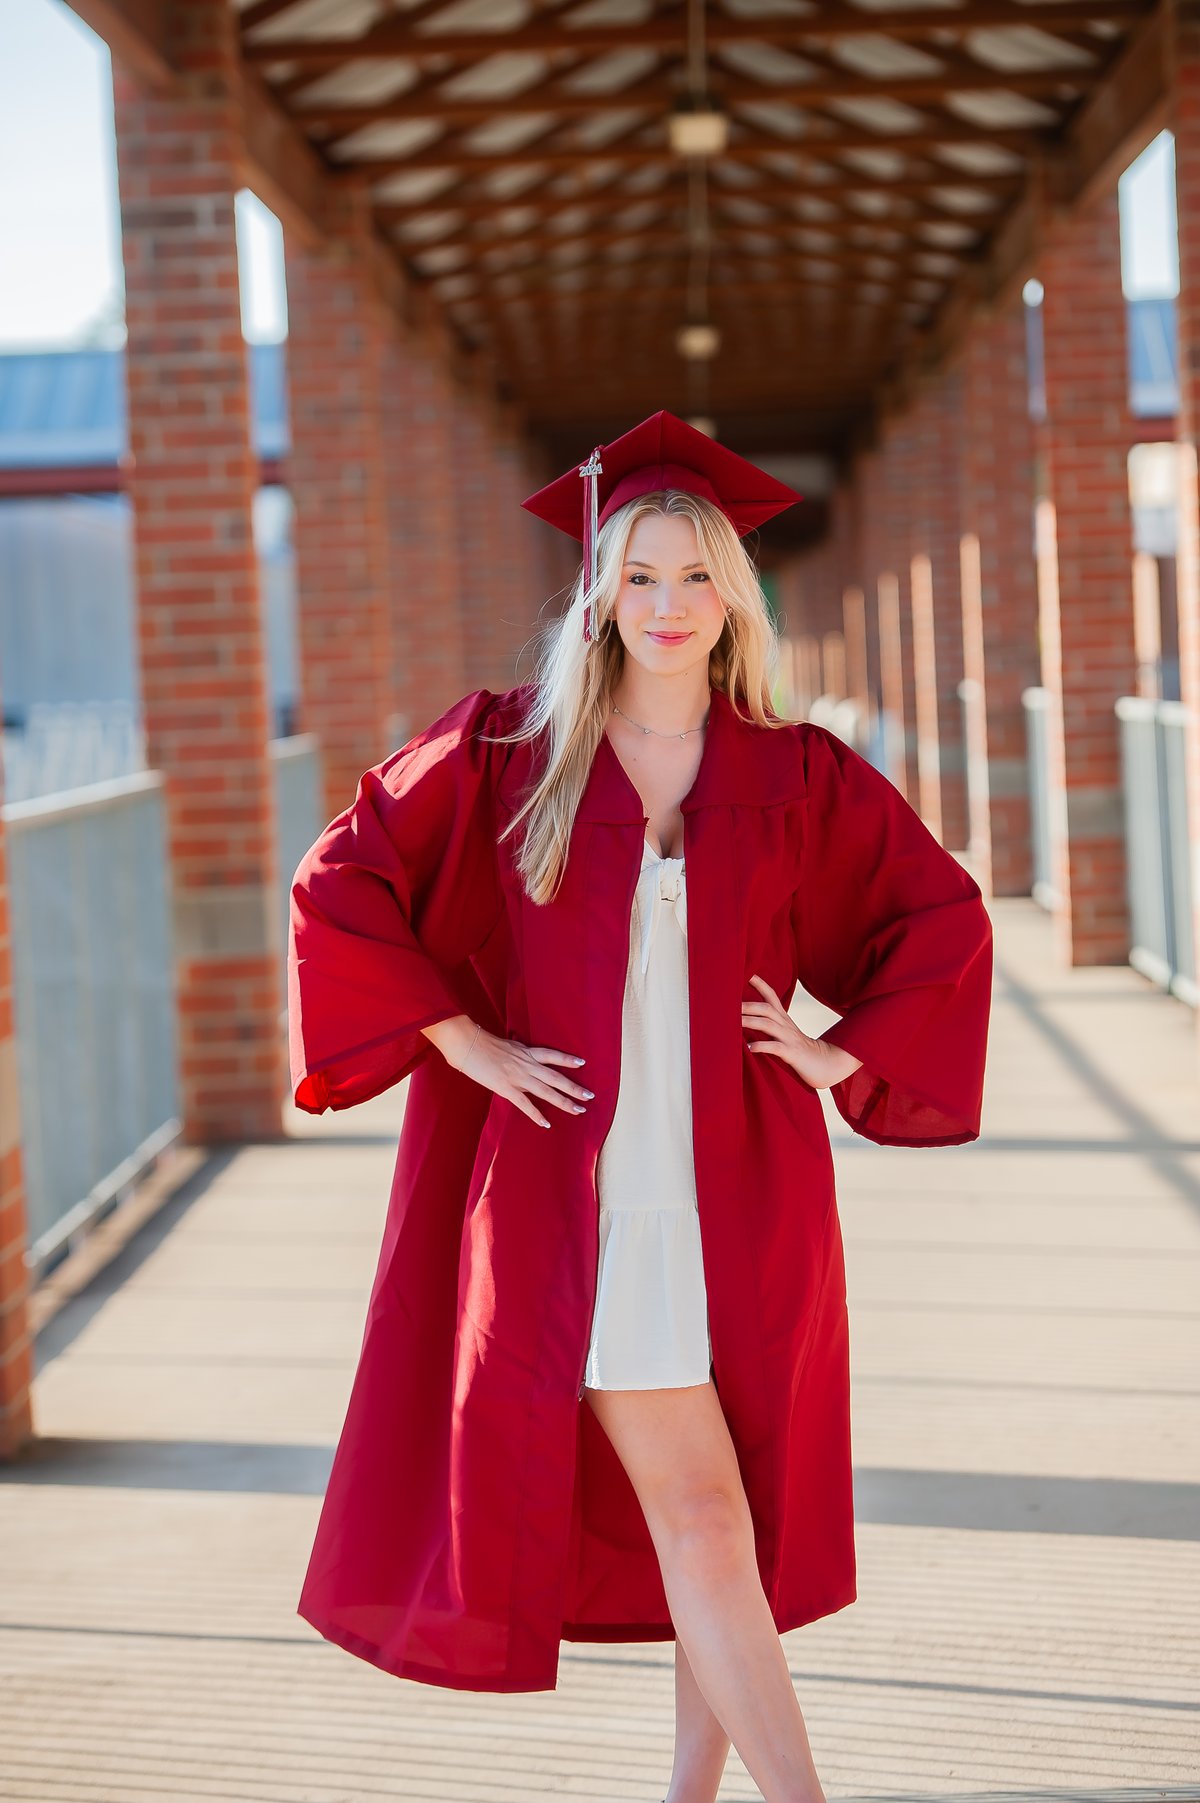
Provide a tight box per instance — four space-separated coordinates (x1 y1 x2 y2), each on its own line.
397 208 990 266
448 272 917 311
339 122 1051 187
434 239 933 301
63 0 173 88
376 171 1023 229
889 0 1170 410
290 65 1098 135
1050 0 1171 207
236 65 337 254
243 0 1150 68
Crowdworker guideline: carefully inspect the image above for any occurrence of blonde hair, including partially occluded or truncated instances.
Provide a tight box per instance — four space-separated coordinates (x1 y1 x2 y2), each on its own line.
483 489 791 905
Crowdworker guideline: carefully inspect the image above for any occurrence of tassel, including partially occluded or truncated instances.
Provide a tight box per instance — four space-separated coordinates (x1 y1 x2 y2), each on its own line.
578 445 603 642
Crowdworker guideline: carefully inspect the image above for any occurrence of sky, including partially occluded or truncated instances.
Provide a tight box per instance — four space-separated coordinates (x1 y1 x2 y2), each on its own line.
0 0 287 345
0 0 1181 353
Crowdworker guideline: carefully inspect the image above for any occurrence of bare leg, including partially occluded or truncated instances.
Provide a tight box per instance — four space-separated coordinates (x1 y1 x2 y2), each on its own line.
582 1378 827 1803
668 1634 732 1803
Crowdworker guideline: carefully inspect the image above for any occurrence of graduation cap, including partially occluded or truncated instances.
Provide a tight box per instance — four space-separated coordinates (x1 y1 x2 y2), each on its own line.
520 408 803 641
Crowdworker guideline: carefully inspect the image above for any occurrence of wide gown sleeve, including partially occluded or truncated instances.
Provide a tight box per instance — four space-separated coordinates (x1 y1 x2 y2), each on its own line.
287 686 506 1114
791 722 993 1147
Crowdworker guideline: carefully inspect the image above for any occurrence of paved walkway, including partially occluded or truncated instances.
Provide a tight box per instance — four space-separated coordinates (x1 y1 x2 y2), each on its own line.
2 895 1198 1802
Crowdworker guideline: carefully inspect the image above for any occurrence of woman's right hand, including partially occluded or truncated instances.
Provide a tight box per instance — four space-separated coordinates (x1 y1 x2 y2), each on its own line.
422 1014 593 1129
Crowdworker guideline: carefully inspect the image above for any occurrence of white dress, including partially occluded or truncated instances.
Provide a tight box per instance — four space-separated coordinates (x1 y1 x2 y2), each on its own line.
580 835 714 1393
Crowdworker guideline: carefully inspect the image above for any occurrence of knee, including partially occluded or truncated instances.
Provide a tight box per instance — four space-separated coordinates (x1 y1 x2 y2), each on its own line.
658 1487 753 1571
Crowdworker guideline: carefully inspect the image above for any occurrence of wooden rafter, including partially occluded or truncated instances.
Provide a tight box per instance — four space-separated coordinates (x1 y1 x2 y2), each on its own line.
334 121 1053 187
242 1 1150 66
66 0 1175 467
292 64 1096 136
375 170 1023 231
398 213 983 265
407 211 965 270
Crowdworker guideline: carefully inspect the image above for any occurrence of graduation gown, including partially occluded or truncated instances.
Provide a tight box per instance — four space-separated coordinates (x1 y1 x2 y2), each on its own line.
288 679 993 1694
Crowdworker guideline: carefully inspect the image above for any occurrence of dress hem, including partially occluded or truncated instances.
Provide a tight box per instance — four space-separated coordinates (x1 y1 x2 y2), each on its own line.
297 1576 859 1694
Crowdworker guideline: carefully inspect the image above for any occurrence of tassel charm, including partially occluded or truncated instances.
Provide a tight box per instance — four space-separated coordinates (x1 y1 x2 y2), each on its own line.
578 445 603 642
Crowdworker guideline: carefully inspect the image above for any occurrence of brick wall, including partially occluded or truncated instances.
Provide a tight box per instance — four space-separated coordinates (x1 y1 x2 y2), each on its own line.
285 193 397 818
112 7 285 1144
875 412 921 799
910 366 969 849
381 315 468 739
1036 188 1138 964
958 299 1042 897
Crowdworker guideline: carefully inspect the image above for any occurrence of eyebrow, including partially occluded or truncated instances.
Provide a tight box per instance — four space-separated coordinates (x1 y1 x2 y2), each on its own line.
623 559 707 570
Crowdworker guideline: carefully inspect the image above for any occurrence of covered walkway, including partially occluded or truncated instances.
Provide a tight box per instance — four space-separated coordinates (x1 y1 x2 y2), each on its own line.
3 893 1197 1801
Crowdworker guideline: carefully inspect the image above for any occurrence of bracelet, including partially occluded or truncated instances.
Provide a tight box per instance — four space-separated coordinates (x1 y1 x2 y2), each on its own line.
456 1020 482 1074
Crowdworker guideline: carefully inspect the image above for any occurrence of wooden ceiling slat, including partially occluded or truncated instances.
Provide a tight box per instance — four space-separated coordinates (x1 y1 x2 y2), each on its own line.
441 247 919 301
401 214 972 270
72 0 1170 471
447 270 915 309
63 0 1160 454
335 122 1050 186
288 64 1096 135
241 1 1150 68
395 209 989 262
374 170 1022 227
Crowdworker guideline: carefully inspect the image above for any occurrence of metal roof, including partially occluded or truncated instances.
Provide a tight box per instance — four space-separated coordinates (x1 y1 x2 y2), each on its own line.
0 343 290 471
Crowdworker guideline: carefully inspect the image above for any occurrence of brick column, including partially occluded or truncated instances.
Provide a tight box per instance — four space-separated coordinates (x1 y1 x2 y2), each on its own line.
837 469 871 746
450 375 495 693
381 313 467 740
1035 188 1139 964
285 193 396 817
451 371 537 691
855 447 887 744
0 740 34 1459
843 584 870 745
880 412 921 800
1168 0 1200 1039
958 299 1042 898
112 6 285 1144
526 442 575 608
494 400 539 676
910 367 969 849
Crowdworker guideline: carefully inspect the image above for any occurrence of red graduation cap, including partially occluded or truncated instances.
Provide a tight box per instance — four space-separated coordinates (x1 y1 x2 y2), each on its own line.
520 408 803 641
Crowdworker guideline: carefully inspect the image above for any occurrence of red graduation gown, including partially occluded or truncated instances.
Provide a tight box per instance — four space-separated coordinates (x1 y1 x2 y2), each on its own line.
288 680 993 1693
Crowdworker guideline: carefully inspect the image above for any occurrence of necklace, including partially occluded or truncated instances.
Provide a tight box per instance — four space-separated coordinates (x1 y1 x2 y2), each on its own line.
611 698 710 740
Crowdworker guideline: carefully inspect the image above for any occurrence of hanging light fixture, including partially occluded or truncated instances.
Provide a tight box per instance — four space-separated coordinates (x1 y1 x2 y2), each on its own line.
676 321 721 360
669 0 727 156
668 94 729 158
671 0 721 417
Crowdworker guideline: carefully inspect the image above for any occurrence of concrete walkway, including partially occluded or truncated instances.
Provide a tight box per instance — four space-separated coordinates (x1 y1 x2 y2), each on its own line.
2 895 1198 1802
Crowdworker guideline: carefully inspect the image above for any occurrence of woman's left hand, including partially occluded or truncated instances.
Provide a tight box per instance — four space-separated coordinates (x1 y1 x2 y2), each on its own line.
742 973 864 1089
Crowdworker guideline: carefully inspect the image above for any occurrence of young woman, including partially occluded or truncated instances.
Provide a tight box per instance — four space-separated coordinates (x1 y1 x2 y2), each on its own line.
288 410 993 1803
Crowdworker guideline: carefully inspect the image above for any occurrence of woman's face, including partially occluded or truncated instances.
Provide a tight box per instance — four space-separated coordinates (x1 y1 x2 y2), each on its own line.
612 510 727 675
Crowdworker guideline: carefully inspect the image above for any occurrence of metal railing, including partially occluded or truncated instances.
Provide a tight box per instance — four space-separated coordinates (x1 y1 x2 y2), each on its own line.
3 771 181 1272
268 733 322 983
1116 696 1197 1007
1021 686 1062 910
5 737 324 1274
